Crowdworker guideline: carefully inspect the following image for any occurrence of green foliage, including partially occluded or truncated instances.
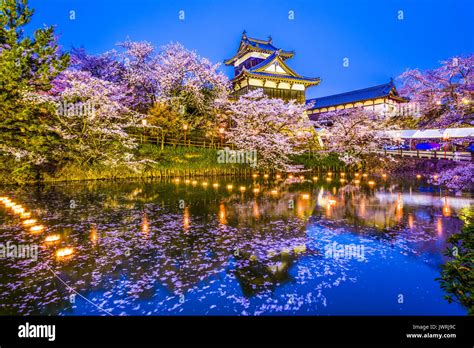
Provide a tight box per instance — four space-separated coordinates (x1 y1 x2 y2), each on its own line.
0 0 69 182
291 152 346 170
437 209 474 314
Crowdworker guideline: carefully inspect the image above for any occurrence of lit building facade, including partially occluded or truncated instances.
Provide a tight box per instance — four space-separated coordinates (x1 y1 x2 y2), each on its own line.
225 31 320 103
306 80 409 119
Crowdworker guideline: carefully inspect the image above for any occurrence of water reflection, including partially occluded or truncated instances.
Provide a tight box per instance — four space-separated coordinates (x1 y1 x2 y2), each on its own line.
0 176 471 315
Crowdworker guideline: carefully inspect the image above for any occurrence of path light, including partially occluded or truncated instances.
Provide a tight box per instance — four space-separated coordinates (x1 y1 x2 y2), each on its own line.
202 182 208 187
192 180 197 185
339 179 345 183
433 175 439 180
56 247 74 258
227 184 233 190
288 174 293 179
45 234 60 243
276 174 281 179
252 174 258 178
341 173 345 177
416 174 422 179
263 174 269 179
239 186 246 192
174 178 180 183
30 225 44 233
253 188 260 193
23 219 37 226
368 180 375 186
299 175 304 180
212 183 219 188
363 173 368 178
328 172 332 176
302 193 310 200
354 179 361 184
270 189 278 195
355 173 360 177
326 178 332 182
185 179 190 184
313 176 318 181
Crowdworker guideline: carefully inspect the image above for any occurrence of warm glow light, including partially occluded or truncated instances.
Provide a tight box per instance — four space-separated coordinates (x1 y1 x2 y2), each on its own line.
433 175 439 180
252 174 258 178
202 182 208 187
239 186 246 192
5 202 14 207
20 212 31 219
355 173 360 177
339 179 345 183
23 219 37 226
183 124 188 131
328 172 332 176
363 173 368 178
382 174 387 178
192 180 197 185
288 175 293 179
45 234 61 243
213 183 219 188
142 214 149 235
276 174 281 179
141 119 147 126
174 178 180 183
436 100 442 105
313 176 318 181
219 127 225 134
299 175 304 180
253 188 260 193
326 178 332 182
368 180 375 186
416 174 421 179
462 98 470 105
354 179 361 184
341 173 345 177
328 199 337 206
227 184 233 190
56 247 74 258
30 225 44 233
263 174 269 179
185 179 190 184
302 194 310 200
270 189 278 195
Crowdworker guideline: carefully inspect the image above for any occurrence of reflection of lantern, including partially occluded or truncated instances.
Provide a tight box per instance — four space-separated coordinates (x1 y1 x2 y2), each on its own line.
442 197 451 217
30 225 44 233
408 214 414 229
183 207 190 231
141 214 149 236
219 203 227 224
437 217 443 235
90 225 98 244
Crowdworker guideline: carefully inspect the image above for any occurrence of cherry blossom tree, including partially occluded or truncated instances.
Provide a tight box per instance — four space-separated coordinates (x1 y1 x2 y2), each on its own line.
431 163 474 193
48 70 145 167
313 107 399 165
154 42 230 133
399 55 473 127
225 90 314 171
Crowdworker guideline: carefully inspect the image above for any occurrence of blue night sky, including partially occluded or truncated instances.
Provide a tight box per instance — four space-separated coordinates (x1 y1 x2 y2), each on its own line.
29 0 473 99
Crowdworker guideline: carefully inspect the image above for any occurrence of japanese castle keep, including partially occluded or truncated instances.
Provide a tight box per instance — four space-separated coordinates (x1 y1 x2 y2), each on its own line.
226 31 408 116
